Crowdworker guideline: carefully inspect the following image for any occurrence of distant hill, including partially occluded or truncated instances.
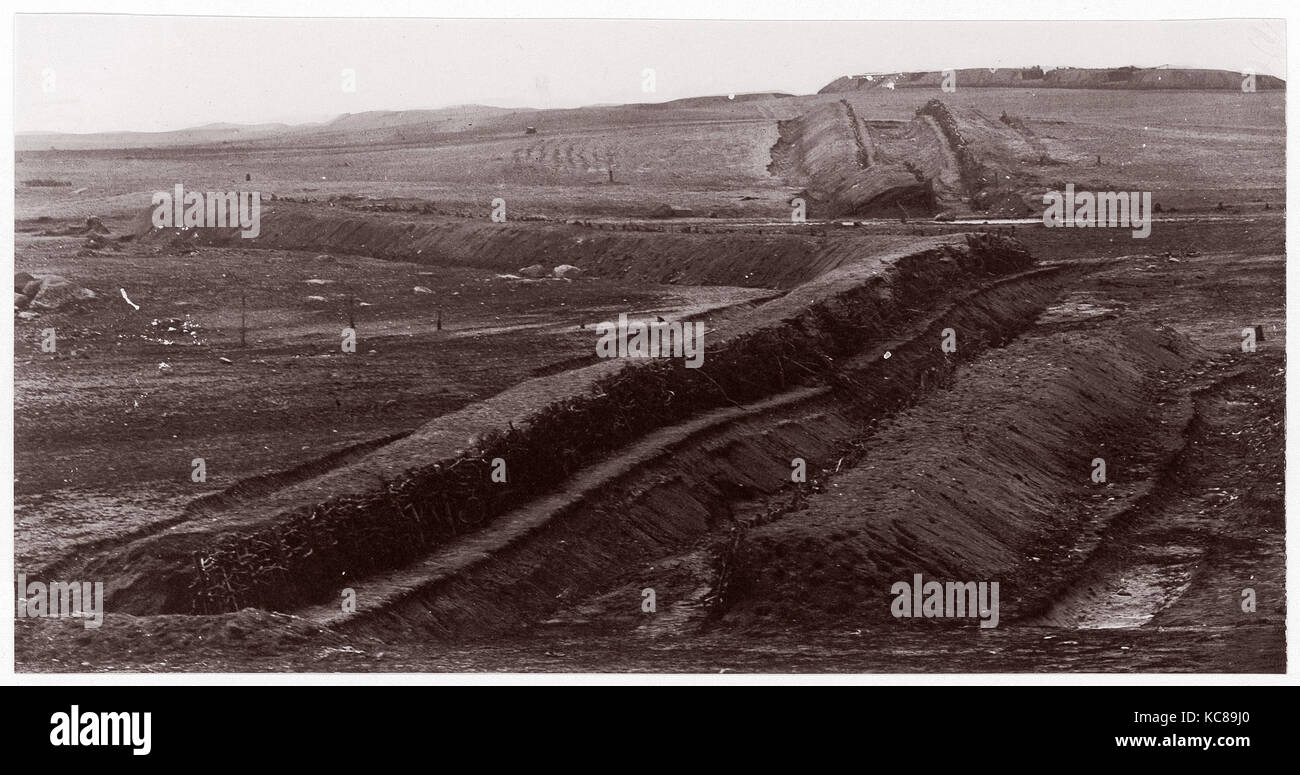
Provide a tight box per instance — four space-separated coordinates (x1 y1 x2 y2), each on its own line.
647 92 797 108
820 66 1285 93
15 122 297 151
324 105 523 132
13 106 525 152
13 99 783 152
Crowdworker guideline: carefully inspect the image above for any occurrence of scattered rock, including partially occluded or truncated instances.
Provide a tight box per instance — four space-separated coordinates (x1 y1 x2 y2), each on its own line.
29 276 97 310
518 264 547 279
15 272 34 292
413 286 433 294
552 264 583 278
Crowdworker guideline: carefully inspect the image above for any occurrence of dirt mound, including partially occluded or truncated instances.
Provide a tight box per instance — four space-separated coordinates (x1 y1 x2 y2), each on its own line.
140 203 930 290
24 275 97 311
769 101 933 217
769 99 1041 217
717 323 1205 628
913 99 1037 214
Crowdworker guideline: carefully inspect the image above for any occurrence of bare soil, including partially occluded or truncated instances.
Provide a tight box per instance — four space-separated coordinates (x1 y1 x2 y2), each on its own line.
12 88 1285 672
14 220 1285 672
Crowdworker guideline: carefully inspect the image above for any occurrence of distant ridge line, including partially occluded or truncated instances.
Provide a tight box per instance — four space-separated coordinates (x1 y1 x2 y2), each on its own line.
820 66 1285 93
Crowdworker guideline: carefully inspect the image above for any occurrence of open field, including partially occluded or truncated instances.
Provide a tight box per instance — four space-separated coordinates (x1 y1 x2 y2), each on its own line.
13 84 1286 672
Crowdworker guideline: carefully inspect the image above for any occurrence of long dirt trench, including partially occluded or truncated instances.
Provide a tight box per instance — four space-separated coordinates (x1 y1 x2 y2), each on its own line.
301 262 1074 638
49 234 1035 616
15 241 1283 673
327 255 1281 670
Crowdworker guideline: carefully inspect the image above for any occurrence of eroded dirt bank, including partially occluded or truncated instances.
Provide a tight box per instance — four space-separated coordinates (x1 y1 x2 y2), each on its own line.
767 98 1045 218
718 324 1199 627
46 234 1033 616
142 202 934 290
308 263 1070 640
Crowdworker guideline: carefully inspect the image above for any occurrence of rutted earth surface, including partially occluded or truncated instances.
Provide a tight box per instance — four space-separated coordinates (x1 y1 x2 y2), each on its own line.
13 217 1285 672
12 87 1285 672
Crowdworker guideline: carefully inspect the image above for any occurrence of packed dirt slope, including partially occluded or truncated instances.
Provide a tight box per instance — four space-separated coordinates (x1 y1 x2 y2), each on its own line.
768 101 933 217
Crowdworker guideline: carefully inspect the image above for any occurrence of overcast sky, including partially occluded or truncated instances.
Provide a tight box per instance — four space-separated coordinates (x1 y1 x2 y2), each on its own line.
14 16 1287 134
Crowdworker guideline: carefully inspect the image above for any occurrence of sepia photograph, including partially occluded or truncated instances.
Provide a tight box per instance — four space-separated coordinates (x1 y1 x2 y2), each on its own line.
8 8 1288 680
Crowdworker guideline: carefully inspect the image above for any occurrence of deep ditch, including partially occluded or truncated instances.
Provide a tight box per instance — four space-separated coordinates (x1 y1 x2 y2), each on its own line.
303 261 1074 639
182 234 1034 615
71 234 1036 616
